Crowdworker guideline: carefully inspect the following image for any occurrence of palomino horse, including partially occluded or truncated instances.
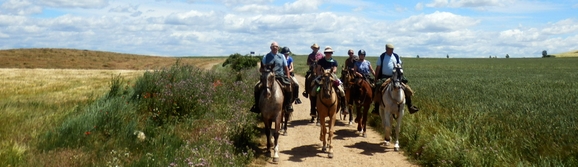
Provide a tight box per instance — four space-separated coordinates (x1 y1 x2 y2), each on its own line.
350 76 373 137
379 64 406 151
304 61 318 123
259 64 284 162
316 69 339 158
340 68 355 125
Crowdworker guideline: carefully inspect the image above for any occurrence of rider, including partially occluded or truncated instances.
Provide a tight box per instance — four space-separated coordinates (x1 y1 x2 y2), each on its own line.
373 43 419 114
303 43 324 98
250 42 294 113
312 46 348 115
341 49 357 109
353 49 376 84
281 46 302 104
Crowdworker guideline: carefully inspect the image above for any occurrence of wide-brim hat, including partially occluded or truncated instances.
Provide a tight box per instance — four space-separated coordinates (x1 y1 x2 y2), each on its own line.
324 46 334 53
311 43 320 49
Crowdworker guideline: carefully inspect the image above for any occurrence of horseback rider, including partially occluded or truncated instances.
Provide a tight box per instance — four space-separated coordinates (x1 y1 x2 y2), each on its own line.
311 46 349 115
303 43 324 98
281 46 302 104
373 43 419 115
250 42 295 113
353 49 376 84
342 49 357 109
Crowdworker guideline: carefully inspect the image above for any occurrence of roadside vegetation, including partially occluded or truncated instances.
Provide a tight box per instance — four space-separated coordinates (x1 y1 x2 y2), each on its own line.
1 48 577 166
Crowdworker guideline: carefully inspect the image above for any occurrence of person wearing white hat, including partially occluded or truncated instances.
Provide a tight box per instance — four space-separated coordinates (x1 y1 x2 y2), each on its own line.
310 46 349 115
373 43 419 114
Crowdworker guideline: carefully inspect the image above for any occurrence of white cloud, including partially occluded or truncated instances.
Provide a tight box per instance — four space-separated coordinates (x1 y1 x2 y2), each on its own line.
415 3 424 10
397 11 480 32
38 0 109 9
0 32 9 38
0 0 43 15
426 0 448 8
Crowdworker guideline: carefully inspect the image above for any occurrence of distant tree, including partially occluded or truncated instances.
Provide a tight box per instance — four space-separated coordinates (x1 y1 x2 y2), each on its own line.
542 50 548 57
222 53 261 72
447 54 449 58
506 54 510 58
489 55 492 58
417 55 420 58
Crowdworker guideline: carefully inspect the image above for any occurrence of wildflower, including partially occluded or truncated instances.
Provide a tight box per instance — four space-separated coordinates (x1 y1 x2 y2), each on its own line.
85 131 91 135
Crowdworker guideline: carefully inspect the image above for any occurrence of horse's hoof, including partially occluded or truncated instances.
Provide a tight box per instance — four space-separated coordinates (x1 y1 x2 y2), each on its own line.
363 133 367 138
316 122 320 126
328 153 334 158
273 157 279 162
322 147 327 152
283 132 287 136
348 121 353 125
394 147 400 151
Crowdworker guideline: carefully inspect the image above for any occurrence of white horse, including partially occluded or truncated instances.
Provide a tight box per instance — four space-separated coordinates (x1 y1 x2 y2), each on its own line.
379 64 406 151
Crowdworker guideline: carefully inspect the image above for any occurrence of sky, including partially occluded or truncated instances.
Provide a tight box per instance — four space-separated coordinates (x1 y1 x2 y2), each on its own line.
0 0 577 58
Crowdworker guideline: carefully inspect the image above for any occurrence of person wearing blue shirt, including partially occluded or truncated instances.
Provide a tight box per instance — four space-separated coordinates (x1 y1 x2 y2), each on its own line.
374 43 419 114
250 42 295 113
281 46 302 104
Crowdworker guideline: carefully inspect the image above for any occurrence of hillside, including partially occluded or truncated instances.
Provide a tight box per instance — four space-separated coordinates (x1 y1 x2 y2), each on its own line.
553 50 578 57
0 48 224 69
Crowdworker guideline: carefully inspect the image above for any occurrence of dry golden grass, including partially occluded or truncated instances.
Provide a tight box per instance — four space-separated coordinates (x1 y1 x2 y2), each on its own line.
0 48 226 166
0 48 224 69
553 50 578 57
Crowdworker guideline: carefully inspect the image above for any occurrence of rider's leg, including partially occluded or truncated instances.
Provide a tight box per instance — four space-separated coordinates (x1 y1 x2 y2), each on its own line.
336 84 348 114
292 77 302 104
402 83 419 114
250 82 261 113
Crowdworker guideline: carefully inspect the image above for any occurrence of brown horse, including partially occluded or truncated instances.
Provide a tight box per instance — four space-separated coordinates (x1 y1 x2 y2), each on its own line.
340 68 356 125
349 76 373 137
379 64 406 151
259 64 284 162
316 69 338 158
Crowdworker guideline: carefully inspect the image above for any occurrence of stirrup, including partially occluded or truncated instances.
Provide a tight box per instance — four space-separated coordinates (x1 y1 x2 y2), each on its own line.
295 98 302 104
302 92 308 98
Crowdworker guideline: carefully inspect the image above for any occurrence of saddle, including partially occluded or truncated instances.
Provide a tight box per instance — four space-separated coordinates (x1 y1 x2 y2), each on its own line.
374 78 414 103
275 77 293 94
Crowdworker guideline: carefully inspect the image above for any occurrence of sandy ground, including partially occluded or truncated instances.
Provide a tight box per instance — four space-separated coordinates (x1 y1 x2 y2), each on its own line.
261 75 418 167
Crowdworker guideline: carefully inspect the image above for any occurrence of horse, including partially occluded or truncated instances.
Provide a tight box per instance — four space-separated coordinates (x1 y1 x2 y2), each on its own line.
304 61 319 124
349 75 373 137
379 64 406 151
316 69 339 158
259 64 284 162
340 68 355 125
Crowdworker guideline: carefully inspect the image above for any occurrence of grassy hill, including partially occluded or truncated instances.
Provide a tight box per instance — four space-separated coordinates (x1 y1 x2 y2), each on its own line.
0 48 223 69
553 50 578 57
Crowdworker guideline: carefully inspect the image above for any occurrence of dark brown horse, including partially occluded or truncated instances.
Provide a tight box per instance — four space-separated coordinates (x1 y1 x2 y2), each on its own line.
340 68 356 125
349 76 373 137
304 61 318 124
259 64 284 162
316 69 338 158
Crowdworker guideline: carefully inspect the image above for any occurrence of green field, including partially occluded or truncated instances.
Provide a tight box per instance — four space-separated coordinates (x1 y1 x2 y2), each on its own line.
1 53 577 166
294 55 578 166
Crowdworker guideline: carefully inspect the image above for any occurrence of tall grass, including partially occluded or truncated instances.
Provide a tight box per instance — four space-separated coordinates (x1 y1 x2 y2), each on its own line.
31 63 260 166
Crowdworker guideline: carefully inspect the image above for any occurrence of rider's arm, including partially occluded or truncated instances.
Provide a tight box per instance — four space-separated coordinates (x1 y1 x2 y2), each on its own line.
375 65 382 80
369 63 376 77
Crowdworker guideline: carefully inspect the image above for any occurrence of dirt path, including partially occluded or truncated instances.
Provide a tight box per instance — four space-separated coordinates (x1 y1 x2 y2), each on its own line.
261 75 417 167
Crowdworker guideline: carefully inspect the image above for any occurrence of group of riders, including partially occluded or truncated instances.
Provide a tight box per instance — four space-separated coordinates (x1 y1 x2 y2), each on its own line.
250 42 419 116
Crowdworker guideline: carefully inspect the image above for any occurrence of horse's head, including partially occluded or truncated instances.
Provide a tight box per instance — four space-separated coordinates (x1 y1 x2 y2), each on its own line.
392 64 404 89
261 64 276 98
320 69 336 98
309 61 318 75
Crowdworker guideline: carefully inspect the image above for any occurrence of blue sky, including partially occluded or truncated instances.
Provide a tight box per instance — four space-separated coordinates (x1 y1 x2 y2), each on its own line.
1 0 577 58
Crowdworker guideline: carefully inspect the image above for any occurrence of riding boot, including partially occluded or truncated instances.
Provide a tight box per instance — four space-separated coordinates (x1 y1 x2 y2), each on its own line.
310 96 317 117
406 96 419 114
293 84 302 104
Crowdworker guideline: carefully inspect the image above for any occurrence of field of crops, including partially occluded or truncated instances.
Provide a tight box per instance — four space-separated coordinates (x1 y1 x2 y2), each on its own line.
294 55 578 166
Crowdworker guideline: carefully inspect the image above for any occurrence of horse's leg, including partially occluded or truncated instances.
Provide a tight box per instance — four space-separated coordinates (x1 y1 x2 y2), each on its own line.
381 105 392 146
328 110 336 158
319 111 327 152
394 108 404 151
356 104 362 133
282 110 289 136
273 115 281 162
362 103 370 138
310 96 317 123
348 103 354 125
264 119 272 154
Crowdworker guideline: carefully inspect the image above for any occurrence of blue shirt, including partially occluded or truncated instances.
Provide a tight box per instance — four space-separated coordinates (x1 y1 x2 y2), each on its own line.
376 52 402 76
354 60 372 75
262 52 288 76
287 56 293 68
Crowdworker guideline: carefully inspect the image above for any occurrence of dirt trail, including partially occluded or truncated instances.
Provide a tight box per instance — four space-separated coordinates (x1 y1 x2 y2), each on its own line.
262 75 417 167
